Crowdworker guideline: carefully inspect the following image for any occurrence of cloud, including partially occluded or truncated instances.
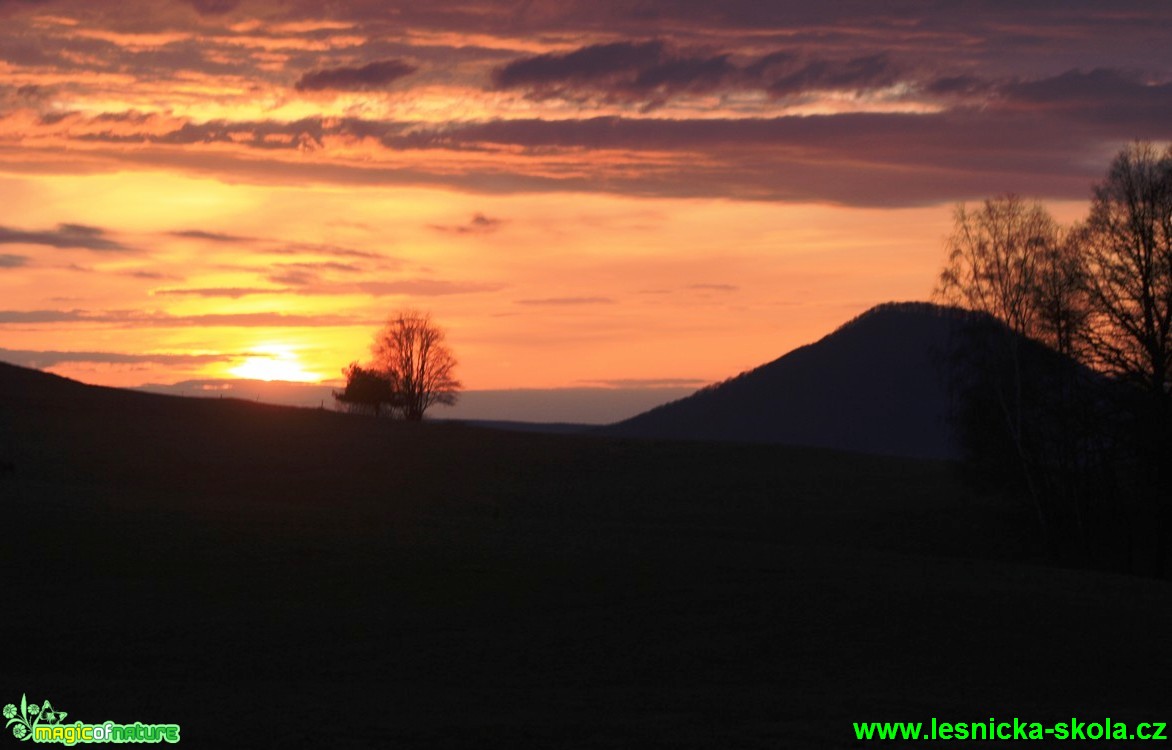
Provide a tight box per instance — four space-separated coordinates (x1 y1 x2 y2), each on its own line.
182 0 240 15
581 377 708 388
295 59 418 92
353 279 504 296
266 269 316 286
429 212 503 234
152 286 291 298
924 75 993 98
494 41 899 105
16 107 1109 206
0 346 231 367
766 54 898 97
0 253 28 268
515 296 614 305
169 229 253 243
167 231 392 263
263 242 391 261
1000 68 1172 126
493 40 744 105
0 223 132 252
265 261 363 286
494 40 667 90
689 283 738 292
121 269 182 280
152 278 502 297
0 308 375 327
278 261 363 274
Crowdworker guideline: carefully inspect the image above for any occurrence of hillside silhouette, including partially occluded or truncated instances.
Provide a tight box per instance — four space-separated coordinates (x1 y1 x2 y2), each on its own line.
610 302 963 458
2 345 1171 747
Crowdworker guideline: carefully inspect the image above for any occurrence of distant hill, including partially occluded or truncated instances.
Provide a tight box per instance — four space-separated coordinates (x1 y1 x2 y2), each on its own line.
608 302 967 459
137 380 696 424
0 359 132 408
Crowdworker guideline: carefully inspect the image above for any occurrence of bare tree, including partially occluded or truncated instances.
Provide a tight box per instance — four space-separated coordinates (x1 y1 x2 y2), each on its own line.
936 195 1093 554
935 151 1172 572
936 194 1063 341
371 309 461 421
1034 229 1090 359
1078 142 1172 575
1080 141 1172 406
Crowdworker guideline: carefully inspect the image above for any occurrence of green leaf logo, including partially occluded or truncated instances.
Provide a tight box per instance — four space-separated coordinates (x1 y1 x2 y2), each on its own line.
5 694 67 742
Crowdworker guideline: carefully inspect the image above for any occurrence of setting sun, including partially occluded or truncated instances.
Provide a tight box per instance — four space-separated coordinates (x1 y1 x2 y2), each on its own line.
229 346 319 382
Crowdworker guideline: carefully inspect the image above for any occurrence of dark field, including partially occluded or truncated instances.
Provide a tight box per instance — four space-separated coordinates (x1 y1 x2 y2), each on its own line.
2 365 1170 748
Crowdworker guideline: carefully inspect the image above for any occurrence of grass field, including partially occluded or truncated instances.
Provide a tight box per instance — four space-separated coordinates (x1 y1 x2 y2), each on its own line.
2 365 1170 747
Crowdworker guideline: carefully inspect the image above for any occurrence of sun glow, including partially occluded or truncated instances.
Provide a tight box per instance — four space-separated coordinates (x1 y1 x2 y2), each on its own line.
230 346 320 382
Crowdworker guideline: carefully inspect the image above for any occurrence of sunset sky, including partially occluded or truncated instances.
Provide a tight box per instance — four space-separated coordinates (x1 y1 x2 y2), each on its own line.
1 1 1169 407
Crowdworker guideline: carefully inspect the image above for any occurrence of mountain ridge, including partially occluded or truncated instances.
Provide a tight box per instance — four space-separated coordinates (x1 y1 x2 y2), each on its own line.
607 301 966 459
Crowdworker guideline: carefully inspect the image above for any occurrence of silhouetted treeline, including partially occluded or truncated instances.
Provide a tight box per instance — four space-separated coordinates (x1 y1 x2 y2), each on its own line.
937 142 1172 577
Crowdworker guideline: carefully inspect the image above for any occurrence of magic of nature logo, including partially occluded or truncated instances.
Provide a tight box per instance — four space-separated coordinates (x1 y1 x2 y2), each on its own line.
4 695 179 745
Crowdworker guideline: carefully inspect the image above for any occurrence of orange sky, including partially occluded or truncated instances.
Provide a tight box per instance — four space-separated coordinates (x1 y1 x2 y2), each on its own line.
0 1 1166 395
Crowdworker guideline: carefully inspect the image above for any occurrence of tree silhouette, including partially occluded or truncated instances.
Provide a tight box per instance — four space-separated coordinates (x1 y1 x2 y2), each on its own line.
936 194 1081 348
333 362 399 416
935 195 1080 547
933 146 1172 574
1079 142 1172 575
370 309 461 421
1080 141 1172 409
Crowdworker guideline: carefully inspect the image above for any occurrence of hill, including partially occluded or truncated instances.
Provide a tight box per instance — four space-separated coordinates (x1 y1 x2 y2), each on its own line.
2 361 1171 747
608 302 964 459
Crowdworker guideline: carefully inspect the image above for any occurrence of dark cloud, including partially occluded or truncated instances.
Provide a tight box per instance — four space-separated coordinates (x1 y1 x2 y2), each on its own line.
516 296 614 305
494 41 900 105
48 107 1106 206
1002 68 1172 126
0 253 28 268
15 83 49 101
494 39 744 104
0 223 132 252
767 54 898 97
263 242 390 261
153 286 291 298
295 59 418 92
266 269 317 286
279 261 363 274
169 229 254 243
265 261 362 286
182 0 240 15
494 40 667 89
924 75 992 98
633 53 736 93
0 308 374 327
0 310 81 324
151 278 501 297
429 212 503 234
122 269 182 280
689 283 737 292
0 347 230 367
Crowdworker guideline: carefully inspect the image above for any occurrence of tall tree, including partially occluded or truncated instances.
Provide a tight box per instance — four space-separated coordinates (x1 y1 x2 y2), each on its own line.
936 194 1063 343
1080 141 1172 409
1034 229 1090 359
1079 142 1172 575
371 310 461 421
936 195 1092 554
